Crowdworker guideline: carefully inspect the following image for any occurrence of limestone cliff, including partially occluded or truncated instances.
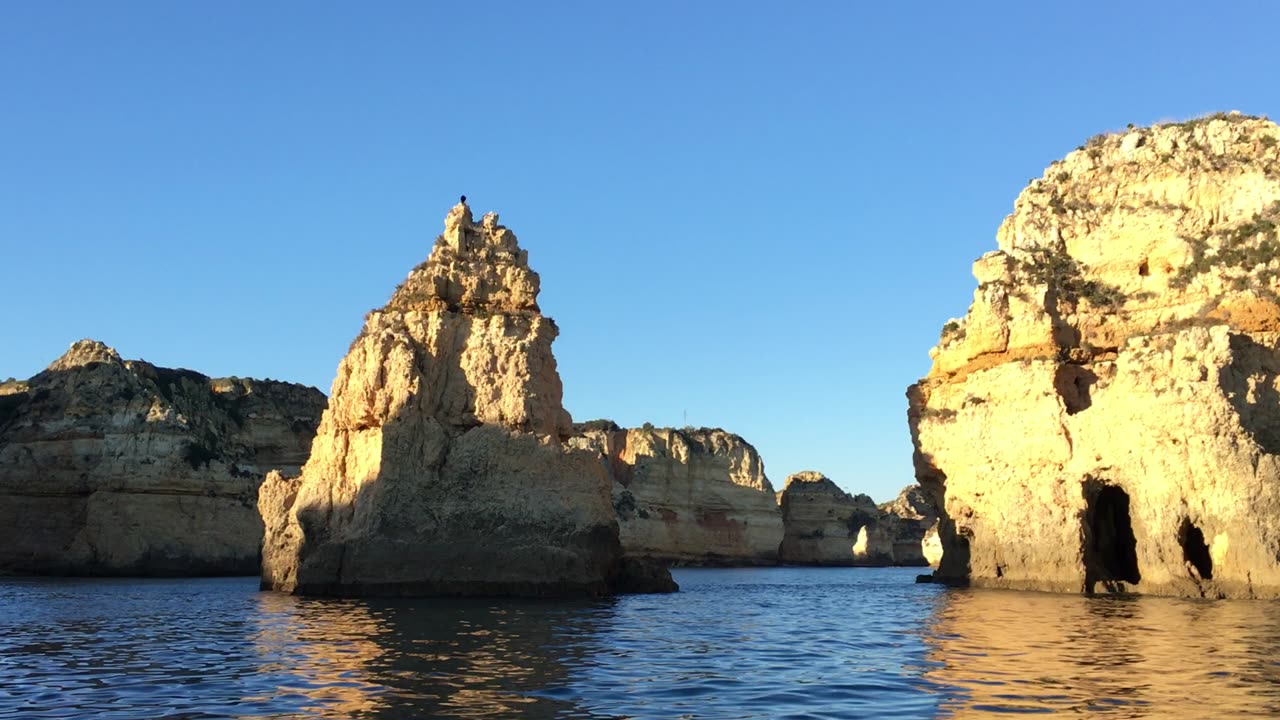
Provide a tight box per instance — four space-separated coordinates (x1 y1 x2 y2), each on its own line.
875 484 940 567
777 471 880 565
909 112 1280 597
570 422 783 565
259 202 675 597
0 340 326 575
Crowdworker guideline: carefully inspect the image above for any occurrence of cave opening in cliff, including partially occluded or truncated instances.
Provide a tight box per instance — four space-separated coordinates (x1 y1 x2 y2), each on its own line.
1178 517 1213 580
1054 365 1097 415
1084 483 1141 589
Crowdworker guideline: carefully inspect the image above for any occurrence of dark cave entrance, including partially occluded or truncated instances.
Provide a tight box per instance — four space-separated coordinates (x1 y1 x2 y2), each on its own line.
1178 517 1213 580
1084 483 1141 590
1054 365 1097 415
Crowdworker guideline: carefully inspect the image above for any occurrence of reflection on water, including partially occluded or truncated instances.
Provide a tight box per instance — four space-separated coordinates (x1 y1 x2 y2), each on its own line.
2 570 1280 718
246 592 605 718
923 589 1280 717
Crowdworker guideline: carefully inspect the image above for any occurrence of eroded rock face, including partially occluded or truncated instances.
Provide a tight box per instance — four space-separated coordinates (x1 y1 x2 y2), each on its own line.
875 484 940 567
570 422 783 565
777 471 879 565
776 473 937 566
909 113 1280 598
259 203 675 597
0 340 326 576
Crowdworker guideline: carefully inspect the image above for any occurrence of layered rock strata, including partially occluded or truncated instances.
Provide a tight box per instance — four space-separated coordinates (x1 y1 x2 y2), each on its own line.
0 340 326 575
259 202 675 597
909 113 1280 597
570 422 784 565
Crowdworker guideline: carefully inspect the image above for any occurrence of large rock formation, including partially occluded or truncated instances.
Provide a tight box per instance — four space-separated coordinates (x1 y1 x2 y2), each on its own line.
0 340 326 576
909 112 1280 598
776 473 937 566
570 422 784 565
875 484 940 567
259 202 675 597
777 471 880 565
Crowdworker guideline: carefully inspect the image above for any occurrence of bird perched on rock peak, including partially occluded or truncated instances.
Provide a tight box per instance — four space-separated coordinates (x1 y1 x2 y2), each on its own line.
459 195 467 205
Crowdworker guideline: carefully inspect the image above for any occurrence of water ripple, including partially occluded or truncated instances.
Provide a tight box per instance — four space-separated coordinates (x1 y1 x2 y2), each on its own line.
1 569 1279 718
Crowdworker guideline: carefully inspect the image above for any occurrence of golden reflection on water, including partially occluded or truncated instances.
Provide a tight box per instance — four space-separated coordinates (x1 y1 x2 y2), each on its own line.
248 592 388 717
923 589 1280 718
232 580 1280 719
246 593 598 719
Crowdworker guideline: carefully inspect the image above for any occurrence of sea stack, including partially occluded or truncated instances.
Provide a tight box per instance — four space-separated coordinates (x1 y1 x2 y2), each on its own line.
0 340 326 575
909 113 1280 598
776 471 881 565
259 201 676 596
875 484 939 567
571 422 784 565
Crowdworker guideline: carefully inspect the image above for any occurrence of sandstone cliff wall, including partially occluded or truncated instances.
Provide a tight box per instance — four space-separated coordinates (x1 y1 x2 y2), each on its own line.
570 422 784 565
910 113 1280 598
259 203 674 597
0 340 326 575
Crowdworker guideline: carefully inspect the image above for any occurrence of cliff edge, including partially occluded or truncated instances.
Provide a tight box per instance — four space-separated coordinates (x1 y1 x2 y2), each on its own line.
909 113 1280 597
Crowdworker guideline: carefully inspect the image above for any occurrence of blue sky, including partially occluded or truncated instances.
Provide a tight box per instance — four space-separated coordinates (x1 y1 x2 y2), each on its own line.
3 2 1278 501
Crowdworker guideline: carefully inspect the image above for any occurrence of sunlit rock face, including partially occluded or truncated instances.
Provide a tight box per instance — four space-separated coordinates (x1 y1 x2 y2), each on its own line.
0 340 326 576
570 422 783 565
909 113 1280 598
259 202 676 597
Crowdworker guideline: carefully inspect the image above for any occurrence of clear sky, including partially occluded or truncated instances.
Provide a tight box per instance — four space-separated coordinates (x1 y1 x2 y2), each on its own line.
3 2 1279 501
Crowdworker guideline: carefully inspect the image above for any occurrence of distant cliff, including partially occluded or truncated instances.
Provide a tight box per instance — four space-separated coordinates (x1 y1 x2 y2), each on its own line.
778 472 937 566
571 422 784 565
0 339 326 576
875 484 939 567
910 113 1280 597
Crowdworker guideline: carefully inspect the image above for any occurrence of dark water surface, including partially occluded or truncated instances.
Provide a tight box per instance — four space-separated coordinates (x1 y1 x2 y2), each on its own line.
1 568 1277 719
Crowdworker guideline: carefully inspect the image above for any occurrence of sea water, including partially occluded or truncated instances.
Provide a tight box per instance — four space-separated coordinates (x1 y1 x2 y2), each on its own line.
1 567 1277 718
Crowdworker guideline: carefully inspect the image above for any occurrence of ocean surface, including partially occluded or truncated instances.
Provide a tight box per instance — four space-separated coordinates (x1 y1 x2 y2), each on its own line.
1 567 1277 719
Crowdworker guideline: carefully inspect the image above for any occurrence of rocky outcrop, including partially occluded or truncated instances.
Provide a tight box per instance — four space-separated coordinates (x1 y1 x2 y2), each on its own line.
259 202 675 597
777 471 880 565
776 473 937 566
570 422 783 565
0 340 326 576
909 113 1280 598
875 484 940 567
